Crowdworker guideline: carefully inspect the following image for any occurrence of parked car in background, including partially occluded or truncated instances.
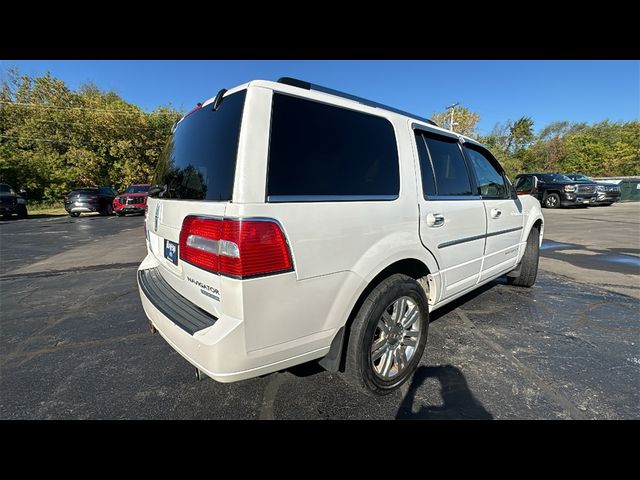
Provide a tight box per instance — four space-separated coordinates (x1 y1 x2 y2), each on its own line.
0 183 28 219
565 173 621 206
64 187 117 217
514 173 597 208
113 184 150 216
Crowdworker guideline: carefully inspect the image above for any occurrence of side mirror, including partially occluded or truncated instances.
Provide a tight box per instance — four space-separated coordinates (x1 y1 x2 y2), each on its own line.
18 188 27 197
516 176 538 196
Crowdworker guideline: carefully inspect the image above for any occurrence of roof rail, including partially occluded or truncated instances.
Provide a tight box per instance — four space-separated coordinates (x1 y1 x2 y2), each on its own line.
277 77 438 127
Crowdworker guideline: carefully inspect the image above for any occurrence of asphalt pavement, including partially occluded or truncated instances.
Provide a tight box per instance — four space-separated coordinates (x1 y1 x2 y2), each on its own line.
0 206 638 419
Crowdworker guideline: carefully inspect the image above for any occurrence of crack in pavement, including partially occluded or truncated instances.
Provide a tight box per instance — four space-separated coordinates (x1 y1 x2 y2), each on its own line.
0 262 141 280
0 332 151 369
258 373 289 420
455 308 589 420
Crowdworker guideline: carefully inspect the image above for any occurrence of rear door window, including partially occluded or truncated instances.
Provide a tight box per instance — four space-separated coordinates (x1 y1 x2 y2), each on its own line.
267 93 399 200
422 132 472 196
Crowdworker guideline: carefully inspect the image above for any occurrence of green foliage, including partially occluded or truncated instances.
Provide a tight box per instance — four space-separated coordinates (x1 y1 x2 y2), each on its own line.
2 69 638 203
0 68 181 202
481 118 639 181
431 105 480 137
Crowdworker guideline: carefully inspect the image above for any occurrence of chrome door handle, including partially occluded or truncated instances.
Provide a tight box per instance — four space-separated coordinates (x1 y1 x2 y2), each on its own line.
490 208 502 219
426 213 445 227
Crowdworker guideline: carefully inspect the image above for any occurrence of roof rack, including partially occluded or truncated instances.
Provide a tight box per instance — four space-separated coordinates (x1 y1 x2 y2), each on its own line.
277 77 438 127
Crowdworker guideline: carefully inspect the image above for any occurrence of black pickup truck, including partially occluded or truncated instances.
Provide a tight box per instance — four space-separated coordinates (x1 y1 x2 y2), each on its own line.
565 173 621 206
514 173 597 208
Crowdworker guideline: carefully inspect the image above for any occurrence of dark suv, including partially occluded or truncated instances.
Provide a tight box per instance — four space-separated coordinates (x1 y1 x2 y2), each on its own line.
64 187 117 217
565 173 621 206
0 183 28 219
514 173 597 208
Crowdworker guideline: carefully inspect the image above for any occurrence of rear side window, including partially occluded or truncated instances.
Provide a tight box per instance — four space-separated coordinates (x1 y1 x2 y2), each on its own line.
422 133 472 196
267 94 399 200
414 132 437 197
153 90 246 201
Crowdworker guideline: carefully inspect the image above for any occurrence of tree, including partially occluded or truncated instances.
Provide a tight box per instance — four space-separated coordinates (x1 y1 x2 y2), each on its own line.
0 68 182 202
431 105 480 138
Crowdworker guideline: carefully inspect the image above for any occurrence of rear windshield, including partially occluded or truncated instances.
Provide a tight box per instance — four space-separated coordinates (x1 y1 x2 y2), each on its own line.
70 189 98 195
0 184 14 194
540 174 573 183
124 185 149 194
152 90 246 201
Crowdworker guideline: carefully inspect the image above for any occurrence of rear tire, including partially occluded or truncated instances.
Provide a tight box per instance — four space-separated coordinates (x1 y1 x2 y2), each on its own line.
507 226 540 287
342 274 429 396
17 205 28 219
101 204 113 216
543 193 560 209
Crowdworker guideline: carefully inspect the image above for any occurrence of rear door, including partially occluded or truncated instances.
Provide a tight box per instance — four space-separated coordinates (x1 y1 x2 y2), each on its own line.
463 142 523 280
414 129 486 300
145 89 247 316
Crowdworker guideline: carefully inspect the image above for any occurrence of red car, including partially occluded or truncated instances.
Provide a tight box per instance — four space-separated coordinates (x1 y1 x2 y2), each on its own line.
113 184 150 216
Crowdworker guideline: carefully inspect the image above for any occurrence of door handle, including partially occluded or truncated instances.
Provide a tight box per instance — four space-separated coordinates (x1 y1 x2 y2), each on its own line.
490 208 502 219
426 213 445 227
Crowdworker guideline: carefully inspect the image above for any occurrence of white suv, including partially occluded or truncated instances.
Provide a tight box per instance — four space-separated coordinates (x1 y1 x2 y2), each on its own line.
138 78 544 395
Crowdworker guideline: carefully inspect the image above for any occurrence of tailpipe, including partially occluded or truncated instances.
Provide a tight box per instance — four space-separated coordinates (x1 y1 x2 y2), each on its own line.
195 367 208 381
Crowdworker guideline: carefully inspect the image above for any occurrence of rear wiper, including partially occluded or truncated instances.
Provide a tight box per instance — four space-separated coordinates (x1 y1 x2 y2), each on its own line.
148 184 167 198
211 88 227 111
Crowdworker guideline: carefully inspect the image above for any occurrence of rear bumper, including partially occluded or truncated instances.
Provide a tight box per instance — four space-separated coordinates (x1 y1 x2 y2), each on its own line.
0 205 18 214
65 201 99 213
136 254 333 383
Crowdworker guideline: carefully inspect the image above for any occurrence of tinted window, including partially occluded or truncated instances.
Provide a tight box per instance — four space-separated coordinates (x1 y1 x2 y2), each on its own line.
414 132 437 197
267 94 399 199
540 173 572 183
153 90 246 201
124 185 150 194
98 187 115 195
0 184 14 194
464 145 507 198
423 133 472 196
70 189 98 195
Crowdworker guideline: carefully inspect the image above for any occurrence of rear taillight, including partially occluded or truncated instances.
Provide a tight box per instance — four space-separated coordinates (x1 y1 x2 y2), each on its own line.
90 195 98 200
179 216 293 278
64 196 69 200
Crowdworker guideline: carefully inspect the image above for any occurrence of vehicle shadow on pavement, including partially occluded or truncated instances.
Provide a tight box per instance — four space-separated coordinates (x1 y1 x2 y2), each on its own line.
396 365 493 420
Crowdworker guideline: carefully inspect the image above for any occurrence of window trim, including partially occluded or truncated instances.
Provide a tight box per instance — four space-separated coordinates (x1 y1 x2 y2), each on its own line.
413 128 478 201
265 92 401 203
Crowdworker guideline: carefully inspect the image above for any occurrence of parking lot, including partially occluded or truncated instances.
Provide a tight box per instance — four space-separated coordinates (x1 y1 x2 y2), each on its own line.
1 204 638 419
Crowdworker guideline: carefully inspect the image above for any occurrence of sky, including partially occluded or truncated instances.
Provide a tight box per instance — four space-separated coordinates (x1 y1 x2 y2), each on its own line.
1 60 638 135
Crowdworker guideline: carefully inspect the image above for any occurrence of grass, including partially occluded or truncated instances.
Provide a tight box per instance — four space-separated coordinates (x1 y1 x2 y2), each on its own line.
26 201 67 216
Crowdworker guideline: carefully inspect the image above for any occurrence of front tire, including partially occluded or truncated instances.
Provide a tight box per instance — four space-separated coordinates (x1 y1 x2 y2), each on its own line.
507 226 540 287
69 212 80 217
543 193 560 209
342 274 429 395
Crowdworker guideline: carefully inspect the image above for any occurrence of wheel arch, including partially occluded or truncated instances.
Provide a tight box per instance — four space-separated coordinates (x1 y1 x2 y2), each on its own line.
319 257 433 373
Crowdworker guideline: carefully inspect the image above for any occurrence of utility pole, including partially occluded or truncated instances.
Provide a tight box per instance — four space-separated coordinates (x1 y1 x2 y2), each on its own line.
446 102 459 132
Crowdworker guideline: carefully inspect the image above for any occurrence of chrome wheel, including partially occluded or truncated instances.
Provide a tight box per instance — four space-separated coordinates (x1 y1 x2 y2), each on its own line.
545 194 558 208
371 296 422 380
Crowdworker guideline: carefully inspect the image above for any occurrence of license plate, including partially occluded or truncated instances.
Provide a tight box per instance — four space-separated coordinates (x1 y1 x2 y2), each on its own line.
583 199 590 204
164 239 179 265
